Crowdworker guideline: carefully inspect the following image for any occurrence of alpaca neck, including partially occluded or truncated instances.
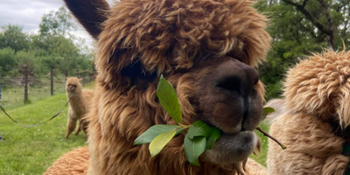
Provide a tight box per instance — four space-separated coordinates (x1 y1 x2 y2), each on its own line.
68 91 86 114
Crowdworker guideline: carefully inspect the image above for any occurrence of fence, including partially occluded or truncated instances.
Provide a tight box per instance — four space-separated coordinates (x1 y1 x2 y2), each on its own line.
0 65 96 109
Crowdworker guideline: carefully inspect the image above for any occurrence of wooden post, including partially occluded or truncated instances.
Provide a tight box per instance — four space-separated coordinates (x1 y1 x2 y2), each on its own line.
65 70 68 82
76 70 79 78
50 68 54 96
24 65 28 103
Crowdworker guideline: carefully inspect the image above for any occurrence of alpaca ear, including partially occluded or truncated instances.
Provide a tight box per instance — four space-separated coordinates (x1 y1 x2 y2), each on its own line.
78 78 83 81
63 0 110 40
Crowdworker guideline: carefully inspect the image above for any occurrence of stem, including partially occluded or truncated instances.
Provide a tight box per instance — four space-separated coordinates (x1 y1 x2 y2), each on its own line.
256 127 287 150
179 123 191 129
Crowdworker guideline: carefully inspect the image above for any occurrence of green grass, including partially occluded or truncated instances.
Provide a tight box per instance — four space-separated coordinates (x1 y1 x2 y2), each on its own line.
0 82 269 174
0 82 96 175
0 94 87 175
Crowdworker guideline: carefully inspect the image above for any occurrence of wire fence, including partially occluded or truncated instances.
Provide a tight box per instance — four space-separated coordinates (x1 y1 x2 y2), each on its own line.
0 66 96 109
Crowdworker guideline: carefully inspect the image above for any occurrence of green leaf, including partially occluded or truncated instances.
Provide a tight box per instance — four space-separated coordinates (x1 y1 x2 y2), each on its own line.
149 130 177 157
263 107 275 120
157 75 182 124
134 125 184 145
184 135 207 166
187 120 213 139
206 128 221 150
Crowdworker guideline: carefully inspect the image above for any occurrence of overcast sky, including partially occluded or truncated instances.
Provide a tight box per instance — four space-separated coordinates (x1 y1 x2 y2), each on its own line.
0 0 115 49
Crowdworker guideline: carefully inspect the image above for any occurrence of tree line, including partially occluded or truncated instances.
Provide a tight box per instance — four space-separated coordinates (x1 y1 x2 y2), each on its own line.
0 7 94 79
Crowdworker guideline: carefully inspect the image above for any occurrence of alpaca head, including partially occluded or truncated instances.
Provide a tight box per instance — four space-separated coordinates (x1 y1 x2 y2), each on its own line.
66 77 82 94
64 0 271 171
284 50 350 128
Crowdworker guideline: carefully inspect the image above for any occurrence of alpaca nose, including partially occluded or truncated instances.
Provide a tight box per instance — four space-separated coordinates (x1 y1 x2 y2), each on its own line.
216 61 259 97
69 86 74 91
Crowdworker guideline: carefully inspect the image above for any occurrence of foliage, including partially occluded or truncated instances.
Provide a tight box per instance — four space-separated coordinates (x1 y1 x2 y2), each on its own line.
0 6 93 79
0 48 16 76
0 25 30 52
39 7 77 36
255 0 350 100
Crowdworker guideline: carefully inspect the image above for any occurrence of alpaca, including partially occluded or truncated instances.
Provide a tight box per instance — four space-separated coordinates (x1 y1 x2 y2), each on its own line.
266 50 350 175
45 0 271 174
65 77 94 138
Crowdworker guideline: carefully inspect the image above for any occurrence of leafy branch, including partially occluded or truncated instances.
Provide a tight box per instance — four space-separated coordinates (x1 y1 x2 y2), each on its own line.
134 75 285 166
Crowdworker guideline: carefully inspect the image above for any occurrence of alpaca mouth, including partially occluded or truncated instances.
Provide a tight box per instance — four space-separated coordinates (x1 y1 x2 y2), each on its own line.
204 130 258 165
200 111 261 165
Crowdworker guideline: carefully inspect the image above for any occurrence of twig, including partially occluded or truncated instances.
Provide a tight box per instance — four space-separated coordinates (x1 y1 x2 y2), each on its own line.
256 127 287 150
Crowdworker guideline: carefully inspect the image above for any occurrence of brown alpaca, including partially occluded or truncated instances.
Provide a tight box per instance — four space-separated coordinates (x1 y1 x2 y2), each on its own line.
65 77 94 138
45 0 271 174
267 50 350 175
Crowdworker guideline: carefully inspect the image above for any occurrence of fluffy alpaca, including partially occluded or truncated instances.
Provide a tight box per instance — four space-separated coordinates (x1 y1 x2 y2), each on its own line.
267 50 350 175
46 0 271 174
65 77 94 138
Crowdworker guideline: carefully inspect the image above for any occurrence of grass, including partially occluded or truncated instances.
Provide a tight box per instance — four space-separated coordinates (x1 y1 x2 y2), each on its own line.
0 82 96 175
0 94 87 175
0 82 270 174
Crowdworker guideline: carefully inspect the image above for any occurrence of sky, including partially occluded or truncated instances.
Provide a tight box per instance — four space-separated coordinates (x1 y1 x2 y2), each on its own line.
0 0 115 49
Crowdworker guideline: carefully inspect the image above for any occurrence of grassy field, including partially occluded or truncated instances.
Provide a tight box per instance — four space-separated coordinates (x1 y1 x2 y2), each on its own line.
0 93 87 175
0 83 270 174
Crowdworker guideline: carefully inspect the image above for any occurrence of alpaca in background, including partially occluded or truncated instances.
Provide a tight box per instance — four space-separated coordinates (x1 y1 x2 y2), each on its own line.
65 77 94 138
267 50 350 175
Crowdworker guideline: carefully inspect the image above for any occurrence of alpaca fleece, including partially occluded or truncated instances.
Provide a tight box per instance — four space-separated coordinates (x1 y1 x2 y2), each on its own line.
65 77 94 138
267 50 350 175
44 146 266 175
44 147 89 175
46 0 271 174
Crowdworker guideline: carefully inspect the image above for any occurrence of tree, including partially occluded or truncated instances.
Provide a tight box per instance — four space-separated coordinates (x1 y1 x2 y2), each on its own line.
0 48 16 76
15 50 40 76
0 25 30 52
280 0 350 50
255 0 350 100
39 6 77 36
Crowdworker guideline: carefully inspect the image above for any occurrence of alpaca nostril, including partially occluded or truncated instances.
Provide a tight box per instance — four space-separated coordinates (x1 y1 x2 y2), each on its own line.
216 66 259 97
217 76 241 93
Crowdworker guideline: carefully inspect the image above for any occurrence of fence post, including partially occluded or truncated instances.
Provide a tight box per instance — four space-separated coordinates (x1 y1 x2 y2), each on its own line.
24 65 28 103
76 70 79 78
51 68 54 96
65 70 68 82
